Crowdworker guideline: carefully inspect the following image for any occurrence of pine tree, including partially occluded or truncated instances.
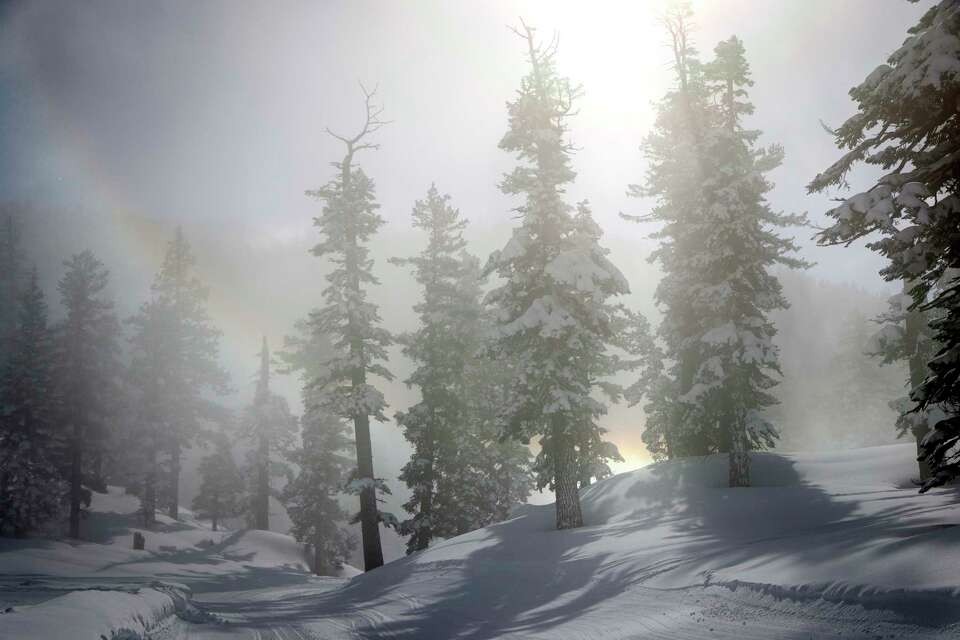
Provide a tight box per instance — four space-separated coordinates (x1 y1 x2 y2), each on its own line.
628 12 805 485
150 228 229 519
485 23 631 530
125 299 174 527
54 251 121 539
392 185 533 553
279 322 355 575
867 283 940 480
306 86 393 570
241 337 295 530
0 269 64 537
0 214 23 367
192 432 243 532
693 36 807 486
625 4 713 460
809 0 960 491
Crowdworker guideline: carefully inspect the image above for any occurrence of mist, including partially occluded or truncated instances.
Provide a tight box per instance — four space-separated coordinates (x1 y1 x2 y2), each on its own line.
2 0 954 608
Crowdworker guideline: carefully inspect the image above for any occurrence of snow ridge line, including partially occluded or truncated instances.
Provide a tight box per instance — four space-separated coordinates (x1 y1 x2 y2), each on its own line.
709 578 960 627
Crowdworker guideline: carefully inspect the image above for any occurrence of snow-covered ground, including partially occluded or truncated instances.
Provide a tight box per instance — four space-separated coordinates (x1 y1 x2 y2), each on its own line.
3 443 960 639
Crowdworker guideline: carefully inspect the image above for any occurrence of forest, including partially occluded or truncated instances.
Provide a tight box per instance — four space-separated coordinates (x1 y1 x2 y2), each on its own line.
0 1 959 639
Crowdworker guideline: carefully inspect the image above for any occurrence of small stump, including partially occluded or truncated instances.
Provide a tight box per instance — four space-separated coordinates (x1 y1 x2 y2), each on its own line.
133 531 145 550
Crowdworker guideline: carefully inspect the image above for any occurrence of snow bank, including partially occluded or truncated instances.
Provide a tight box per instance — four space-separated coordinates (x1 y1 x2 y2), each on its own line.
0 583 187 640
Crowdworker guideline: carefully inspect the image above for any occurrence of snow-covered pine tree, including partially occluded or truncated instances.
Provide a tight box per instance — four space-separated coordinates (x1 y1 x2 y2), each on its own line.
626 4 714 459
53 251 121 539
485 22 630 530
0 269 64 537
392 185 534 552
306 86 393 570
283 406 355 575
809 0 960 491
279 322 355 575
439 264 534 536
866 282 940 481
391 185 472 553
629 13 805 485
689 36 807 486
150 228 229 519
241 337 295 530
192 431 243 531
621 308 676 462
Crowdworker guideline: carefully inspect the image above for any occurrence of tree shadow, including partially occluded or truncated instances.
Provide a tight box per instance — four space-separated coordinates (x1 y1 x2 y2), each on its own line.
268 451 960 637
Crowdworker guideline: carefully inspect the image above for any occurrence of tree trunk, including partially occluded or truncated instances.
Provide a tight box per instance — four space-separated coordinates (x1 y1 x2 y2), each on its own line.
552 419 583 530
313 531 327 576
903 280 931 482
354 411 384 570
168 441 180 520
68 421 82 539
340 146 383 572
143 448 156 528
254 434 270 530
728 415 750 487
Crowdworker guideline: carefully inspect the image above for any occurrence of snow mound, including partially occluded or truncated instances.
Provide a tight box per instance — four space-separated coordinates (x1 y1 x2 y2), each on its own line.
216 529 310 570
0 583 186 640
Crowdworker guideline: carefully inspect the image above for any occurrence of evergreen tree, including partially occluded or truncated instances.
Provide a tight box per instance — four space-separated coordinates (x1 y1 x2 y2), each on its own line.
150 228 229 519
192 432 243 531
125 299 174 526
625 4 712 460
0 214 23 367
392 185 533 553
485 23 630 530
809 0 960 490
0 269 63 537
280 322 355 575
693 35 807 486
240 337 295 530
628 12 806 486
867 283 940 480
306 87 394 570
53 251 121 539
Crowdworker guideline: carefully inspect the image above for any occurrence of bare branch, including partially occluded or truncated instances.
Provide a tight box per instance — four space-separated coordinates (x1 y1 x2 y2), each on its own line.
325 82 392 154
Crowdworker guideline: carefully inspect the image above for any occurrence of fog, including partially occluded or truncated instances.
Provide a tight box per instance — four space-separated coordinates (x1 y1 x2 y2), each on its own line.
0 0 929 519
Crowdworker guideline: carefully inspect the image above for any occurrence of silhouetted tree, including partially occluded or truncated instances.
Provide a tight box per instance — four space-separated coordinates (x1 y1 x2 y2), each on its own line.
0 269 63 537
54 251 120 539
193 432 243 532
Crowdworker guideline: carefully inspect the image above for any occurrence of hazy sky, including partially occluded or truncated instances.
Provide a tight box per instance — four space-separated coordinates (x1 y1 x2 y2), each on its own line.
0 0 933 487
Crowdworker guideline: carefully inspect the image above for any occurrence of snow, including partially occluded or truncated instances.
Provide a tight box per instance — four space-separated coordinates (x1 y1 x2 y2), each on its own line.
0 585 184 640
0 486 340 639
4 445 960 638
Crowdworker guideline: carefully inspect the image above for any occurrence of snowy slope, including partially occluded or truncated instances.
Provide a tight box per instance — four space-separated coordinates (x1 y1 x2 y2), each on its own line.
0 486 347 639
181 442 960 639
4 444 960 639
0 487 314 583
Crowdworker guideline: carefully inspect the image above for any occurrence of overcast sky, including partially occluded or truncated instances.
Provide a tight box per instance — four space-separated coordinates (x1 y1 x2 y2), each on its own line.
0 0 934 487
